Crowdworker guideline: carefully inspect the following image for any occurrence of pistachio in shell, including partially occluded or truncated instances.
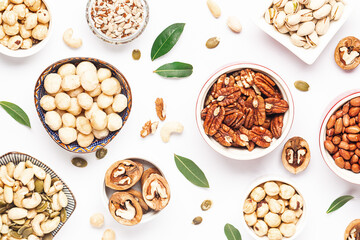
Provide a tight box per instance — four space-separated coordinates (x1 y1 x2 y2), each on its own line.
140 167 161 186
335 36 360 71
282 136 311 174
108 192 143 226
105 160 144 191
345 219 360 240
126 189 149 213
142 174 170 211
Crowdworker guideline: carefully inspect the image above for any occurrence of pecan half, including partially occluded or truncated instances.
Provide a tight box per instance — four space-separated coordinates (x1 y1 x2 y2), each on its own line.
155 98 166 121
334 36 360 70
224 111 245 129
203 103 225 136
215 87 241 106
249 126 273 148
254 73 280 98
244 108 255 129
245 95 266 126
239 69 256 88
265 98 289 114
270 114 284 139
213 124 247 147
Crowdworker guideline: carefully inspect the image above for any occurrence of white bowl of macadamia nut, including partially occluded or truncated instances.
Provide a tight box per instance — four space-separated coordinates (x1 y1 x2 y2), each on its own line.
34 57 132 153
254 0 352 65
241 176 306 240
319 91 360 185
196 63 294 161
0 0 53 57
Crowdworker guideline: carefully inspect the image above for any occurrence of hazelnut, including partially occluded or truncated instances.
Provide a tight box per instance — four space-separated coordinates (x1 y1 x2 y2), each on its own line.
264 212 281 228
256 201 269 218
281 210 296 223
268 198 282 214
279 184 295 200
244 212 257 227
31 24 47 40
289 194 303 210
250 187 266 202
264 181 280 196
253 220 268 237
102 229 115 240
243 198 257 214
279 223 296 238
268 228 283 240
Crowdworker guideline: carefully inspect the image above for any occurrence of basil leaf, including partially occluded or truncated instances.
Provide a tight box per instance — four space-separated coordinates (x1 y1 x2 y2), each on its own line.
224 223 242 240
154 62 193 78
174 154 209 188
0 101 31 128
151 23 185 61
326 195 354 213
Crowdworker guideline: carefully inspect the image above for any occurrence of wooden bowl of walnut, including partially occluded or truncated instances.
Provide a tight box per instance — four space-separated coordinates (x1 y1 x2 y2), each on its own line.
195 63 294 160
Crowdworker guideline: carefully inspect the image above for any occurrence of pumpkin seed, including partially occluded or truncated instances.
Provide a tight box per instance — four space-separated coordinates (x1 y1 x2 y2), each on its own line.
60 208 67 223
132 49 141 60
13 219 25 225
294 80 310 91
18 225 29 235
201 200 212 211
50 211 60 218
36 201 49 212
96 148 107 159
35 179 44 193
206 37 220 49
192 216 203 225
10 230 22 239
51 177 59 185
0 200 7 207
43 234 54 240
71 157 87 168
21 227 33 238
10 225 22 230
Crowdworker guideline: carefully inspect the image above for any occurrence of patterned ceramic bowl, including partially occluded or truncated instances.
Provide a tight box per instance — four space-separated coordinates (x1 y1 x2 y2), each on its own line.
0 152 76 238
34 57 132 153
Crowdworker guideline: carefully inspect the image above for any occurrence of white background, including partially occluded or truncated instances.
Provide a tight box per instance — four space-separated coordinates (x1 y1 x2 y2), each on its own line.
0 0 360 239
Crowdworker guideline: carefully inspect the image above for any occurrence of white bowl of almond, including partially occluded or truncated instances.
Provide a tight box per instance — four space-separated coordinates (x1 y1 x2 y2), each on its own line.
241 176 306 240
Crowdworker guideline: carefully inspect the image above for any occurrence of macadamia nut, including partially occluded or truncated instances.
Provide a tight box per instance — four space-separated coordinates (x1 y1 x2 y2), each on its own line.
67 98 82 116
101 77 120 96
44 73 61 94
244 212 257 227
102 229 115 240
90 213 104 228
268 228 283 240
76 61 96 76
77 93 93 110
58 63 76 78
104 106 115 115
279 184 295 200
107 113 122 131
279 223 296 237
250 187 266 202
112 94 127 113
264 212 281 228
93 128 109 139
289 194 303 210
55 92 71 110
77 132 94 147
76 116 92 135
256 201 269 218
97 68 112 82
40 95 55 111
253 220 268 237
85 102 100 119
264 182 280 196
61 75 80 91
97 93 113 109
62 113 76 128
67 87 83 98
45 111 62 131
58 127 77 144
31 24 47 40
37 9 49 24
87 84 101 97
91 110 107 130
80 70 99 91
243 198 257 214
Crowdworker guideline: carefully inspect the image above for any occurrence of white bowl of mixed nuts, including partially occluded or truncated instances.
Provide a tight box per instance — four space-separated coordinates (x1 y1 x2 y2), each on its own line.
254 0 353 65
86 0 149 44
241 176 307 240
196 63 294 161
0 0 53 58
320 91 360 184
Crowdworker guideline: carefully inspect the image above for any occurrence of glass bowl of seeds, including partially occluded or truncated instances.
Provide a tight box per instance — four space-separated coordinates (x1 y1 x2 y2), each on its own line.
86 0 149 44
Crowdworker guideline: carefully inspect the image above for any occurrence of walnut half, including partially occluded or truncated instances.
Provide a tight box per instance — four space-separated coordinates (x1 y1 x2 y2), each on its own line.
335 36 360 71
142 173 170 211
109 192 143 226
345 219 360 240
105 160 143 191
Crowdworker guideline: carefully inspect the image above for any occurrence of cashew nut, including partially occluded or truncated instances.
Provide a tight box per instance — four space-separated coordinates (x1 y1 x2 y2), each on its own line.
27 209 37 219
33 165 45 180
27 178 35 191
40 216 60 234
63 28 82 49
6 162 15 179
8 207 27 220
28 235 40 240
13 187 28 207
160 121 184 143
43 173 51 194
19 168 34 185
31 213 45 237
51 193 61 211
58 190 68 208
1 224 9 234
13 162 25 180
22 192 41 209
0 166 15 186
46 180 63 196
3 185 13 204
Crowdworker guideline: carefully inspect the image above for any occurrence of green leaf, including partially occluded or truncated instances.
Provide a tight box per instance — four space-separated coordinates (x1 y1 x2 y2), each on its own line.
224 223 242 240
326 195 354 213
154 62 193 78
151 23 185 61
0 101 31 128
174 154 209 188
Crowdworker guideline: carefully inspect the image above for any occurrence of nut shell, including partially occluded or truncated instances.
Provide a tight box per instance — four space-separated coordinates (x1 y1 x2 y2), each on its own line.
344 219 360 240
126 189 149 213
282 137 310 174
335 36 360 70
140 168 161 186
108 192 142 226
105 160 143 191
142 174 170 211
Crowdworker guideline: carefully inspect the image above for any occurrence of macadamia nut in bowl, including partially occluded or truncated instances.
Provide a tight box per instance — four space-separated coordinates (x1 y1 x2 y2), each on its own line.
241 176 306 240
319 91 360 184
34 57 132 153
196 63 294 160
0 0 53 57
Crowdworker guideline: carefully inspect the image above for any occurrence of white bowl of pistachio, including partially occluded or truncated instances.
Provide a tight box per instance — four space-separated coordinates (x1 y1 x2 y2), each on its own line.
241 176 307 240
254 0 353 65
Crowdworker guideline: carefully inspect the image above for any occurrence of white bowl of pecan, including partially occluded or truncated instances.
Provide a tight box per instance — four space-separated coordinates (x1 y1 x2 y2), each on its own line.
196 63 294 160
320 91 360 184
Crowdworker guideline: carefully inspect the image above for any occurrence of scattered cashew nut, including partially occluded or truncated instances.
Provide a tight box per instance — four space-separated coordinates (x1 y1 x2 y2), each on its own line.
32 213 46 237
63 28 82 49
160 121 184 143
22 192 41 209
